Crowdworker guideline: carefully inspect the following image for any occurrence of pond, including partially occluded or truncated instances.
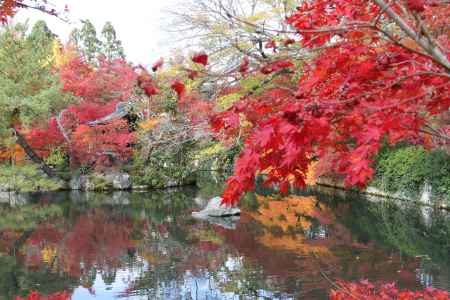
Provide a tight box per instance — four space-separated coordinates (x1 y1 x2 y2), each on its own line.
0 180 449 299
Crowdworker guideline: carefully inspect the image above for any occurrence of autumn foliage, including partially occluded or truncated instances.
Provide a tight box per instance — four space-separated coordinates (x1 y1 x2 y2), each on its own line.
330 280 449 300
23 57 137 169
210 0 450 205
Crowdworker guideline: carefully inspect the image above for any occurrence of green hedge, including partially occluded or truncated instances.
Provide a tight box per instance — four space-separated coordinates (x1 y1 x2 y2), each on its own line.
373 145 450 201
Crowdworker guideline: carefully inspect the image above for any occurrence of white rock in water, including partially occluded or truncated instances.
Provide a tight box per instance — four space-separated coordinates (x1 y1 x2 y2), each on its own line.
192 196 240 218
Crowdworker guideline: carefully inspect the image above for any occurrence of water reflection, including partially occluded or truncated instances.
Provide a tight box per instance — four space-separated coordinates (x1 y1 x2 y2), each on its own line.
0 185 448 299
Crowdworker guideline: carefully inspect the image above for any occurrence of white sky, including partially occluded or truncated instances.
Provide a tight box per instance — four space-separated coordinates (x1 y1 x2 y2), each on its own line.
14 0 179 66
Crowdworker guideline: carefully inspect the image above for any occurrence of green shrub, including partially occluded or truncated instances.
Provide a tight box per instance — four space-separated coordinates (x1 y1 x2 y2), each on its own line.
130 141 197 188
88 174 113 191
373 145 450 200
0 164 63 192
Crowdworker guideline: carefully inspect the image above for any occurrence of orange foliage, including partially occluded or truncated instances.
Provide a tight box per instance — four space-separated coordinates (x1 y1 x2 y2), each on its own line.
0 144 26 162
248 195 336 256
138 117 160 132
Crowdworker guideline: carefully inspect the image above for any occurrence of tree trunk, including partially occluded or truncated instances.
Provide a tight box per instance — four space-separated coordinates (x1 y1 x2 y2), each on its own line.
11 126 60 180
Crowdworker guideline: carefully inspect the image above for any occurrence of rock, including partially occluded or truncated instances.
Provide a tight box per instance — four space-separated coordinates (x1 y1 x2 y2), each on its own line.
132 185 149 191
0 192 29 205
112 173 131 190
69 175 88 190
192 196 240 218
197 215 240 229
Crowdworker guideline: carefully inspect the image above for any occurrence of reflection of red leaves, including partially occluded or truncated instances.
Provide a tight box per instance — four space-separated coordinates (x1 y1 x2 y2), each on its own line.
61 211 133 277
192 52 208 66
199 241 220 252
16 291 71 300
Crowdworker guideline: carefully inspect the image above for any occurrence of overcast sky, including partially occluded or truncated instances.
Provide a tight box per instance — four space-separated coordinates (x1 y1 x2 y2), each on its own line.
14 0 179 66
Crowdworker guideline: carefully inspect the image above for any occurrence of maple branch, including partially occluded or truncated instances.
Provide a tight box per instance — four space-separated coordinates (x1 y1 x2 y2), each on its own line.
372 0 399 26
420 127 450 142
316 72 450 107
375 27 434 60
373 0 450 72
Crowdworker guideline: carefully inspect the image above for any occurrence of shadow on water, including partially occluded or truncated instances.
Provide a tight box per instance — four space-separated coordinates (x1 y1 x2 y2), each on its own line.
0 177 448 299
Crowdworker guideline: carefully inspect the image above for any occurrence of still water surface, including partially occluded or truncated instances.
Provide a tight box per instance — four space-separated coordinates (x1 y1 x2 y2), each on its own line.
0 183 449 299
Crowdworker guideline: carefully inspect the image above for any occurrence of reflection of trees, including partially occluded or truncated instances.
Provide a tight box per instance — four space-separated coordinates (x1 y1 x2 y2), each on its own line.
0 187 449 299
214 194 450 298
0 255 76 300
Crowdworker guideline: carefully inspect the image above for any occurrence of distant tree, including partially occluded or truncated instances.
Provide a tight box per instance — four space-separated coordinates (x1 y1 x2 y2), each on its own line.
68 28 81 49
78 19 101 64
27 20 55 45
100 21 125 60
69 20 125 64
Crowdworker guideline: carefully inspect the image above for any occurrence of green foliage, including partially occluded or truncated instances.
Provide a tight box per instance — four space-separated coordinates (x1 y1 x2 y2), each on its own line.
373 145 450 200
342 199 450 266
0 204 63 231
88 174 113 191
0 22 74 138
78 19 101 64
216 93 242 111
195 142 240 174
44 148 69 174
0 164 63 192
130 141 197 189
70 20 125 64
100 21 125 60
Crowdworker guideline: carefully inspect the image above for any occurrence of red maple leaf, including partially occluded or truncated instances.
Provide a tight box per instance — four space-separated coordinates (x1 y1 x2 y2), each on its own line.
171 80 186 98
192 52 208 66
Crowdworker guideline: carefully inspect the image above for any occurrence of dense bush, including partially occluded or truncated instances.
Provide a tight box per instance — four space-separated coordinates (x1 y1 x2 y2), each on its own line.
130 141 197 189
0 164 63 192
373 145 450 201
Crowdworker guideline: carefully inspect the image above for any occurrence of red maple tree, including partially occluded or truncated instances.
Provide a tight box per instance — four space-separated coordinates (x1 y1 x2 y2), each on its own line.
210 0 450 204
25 57 137 169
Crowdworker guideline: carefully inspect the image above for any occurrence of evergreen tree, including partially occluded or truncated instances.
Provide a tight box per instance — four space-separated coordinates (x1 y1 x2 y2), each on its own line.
100 21 125 60
79 19 101 64
68 28 81 49
0 22 74 178
28 20 55 47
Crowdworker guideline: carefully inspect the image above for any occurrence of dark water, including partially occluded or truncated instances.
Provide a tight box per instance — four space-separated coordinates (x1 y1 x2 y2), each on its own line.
0 182 449 300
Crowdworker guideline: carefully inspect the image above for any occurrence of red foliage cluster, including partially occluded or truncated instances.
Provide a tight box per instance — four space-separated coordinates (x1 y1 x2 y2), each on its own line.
192 52 209 66
213 0 450 205
16 291 71 300
25 57 137 169
1 0 61 24
71 120 134 169
60 57 136 104
137 65 159 97
26 118 65 158
330 280 449 300
0 0 15 24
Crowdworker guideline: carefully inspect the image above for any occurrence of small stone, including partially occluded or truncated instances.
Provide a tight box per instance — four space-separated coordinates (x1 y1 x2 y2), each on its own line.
192 196 240 218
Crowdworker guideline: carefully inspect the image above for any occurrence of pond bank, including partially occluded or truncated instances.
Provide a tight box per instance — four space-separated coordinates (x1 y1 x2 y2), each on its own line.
315 176 449 211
